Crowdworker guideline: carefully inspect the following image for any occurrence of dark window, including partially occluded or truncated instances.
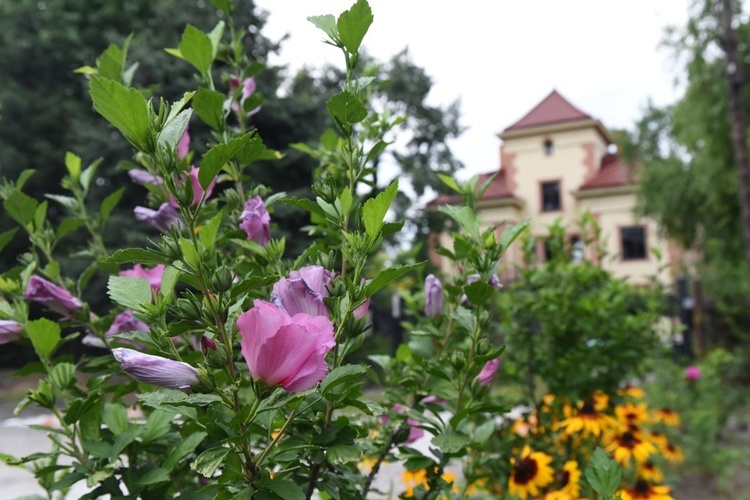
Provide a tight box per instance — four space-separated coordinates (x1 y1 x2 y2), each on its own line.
543 139 554 155
541 181 561 212
621 226 647 260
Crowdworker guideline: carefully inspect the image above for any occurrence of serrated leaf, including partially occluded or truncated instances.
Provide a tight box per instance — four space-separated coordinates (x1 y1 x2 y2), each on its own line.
102 248 168 266
191 447 230 477
199 133 254 189
137 389 222 408
107 275 152 310
160 265 179 300
89 76 151 152
56 217 85 240
27 318 61 360
308 14 339 41
432 432 470 454
364 262 424 297
326 444 361 465
235 134 282 164
337 0 373 53
49 363 75 391
136 467 170 486
44 195 78 211
319 364 369 396
438 205 480 241
100 187 125 223
193 87 226 130
362 180 398 239
584 447 622 498
464 280 495 306
326 91 367 129
4 190 38 227
281 197 326 218
199 212 223 251
158 109 192 154
34 201 48 231
500 219 530 253
178 25 214 74
167 91 195 123
0 228 19 253
163 431 207 470
102 403 129 435
265 476 305 500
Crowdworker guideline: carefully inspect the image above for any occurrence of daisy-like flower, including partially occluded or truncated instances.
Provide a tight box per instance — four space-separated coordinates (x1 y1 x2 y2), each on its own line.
543 460 581 500
647 431 669 449
592 391 610 411
652 408 680 427
616 402 650 427
618 479 673 500
508 445 554 500
606 430 656 466
401 469 457 496
619 385 646 399
660 442 684 463
555 399 618 438
638 461 665 483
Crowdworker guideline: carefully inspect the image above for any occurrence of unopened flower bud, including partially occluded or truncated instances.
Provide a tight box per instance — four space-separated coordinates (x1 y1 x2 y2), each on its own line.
160 237 182 260
476 339 490 356
211 266 234 293
201 335 229 368
177 298 202 321
30 380 55 409
450 350 466 371
424 274 443 318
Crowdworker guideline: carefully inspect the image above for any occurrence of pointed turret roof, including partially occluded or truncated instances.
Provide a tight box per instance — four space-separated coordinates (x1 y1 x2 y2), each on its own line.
504 90 592 132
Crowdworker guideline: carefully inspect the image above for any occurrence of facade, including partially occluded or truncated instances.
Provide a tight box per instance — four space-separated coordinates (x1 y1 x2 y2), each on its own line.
433 90 677 285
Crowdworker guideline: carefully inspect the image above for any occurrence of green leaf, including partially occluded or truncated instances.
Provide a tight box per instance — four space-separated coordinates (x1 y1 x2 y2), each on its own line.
464 281 495 306
438 205 480 241
438 173 461 194
102 248 168 266
89 76 151 152
207 21 225 57
211 0 232 15
199 212 223 251
281 197 326 218
100 187 125 223
337 0 373 53
432 432 470 454
0 228 19 253
34 201 48 231
107 275 152 310
500 219 530 253
177 25 214 74
64 152 81 180
166 91 196 123
191 446 230 477
362 180 398 239
584 447 622 498
79 158 103 192
160 265 179 300
137 389 222 408
4 190 38 227
158 109 192 154
102 402 129 435
265 476 305 500
199 133 254 189
364 262 424 297
235 134 282 164
136 467 170 486
326 91 367 130
27 318 61 360
163 431 207 470
319 364 369 396
56 217 85 240
308 14 339 42
193 87 226 130
178 237 200 268
49 363 75 391
326 445 362 465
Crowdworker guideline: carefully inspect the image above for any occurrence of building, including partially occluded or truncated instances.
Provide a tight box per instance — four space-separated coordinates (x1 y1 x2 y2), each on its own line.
433 90 678 285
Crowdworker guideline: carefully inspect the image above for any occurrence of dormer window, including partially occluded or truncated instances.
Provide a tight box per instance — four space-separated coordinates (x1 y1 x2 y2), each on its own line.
543 138 554 155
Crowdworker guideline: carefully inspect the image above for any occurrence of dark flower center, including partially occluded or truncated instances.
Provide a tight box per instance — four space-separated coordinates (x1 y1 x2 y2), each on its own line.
634 479 650 494
620 431 640 449
580 400 596 415
556 470 570 487
513 456 539 485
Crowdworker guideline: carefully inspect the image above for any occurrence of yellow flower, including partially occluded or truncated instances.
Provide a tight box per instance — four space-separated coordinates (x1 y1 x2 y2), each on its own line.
652 408 680 427
592 391 610 411
638 461 664 483
556 399 618 438
615 402 649 427
619 385 646 399
660 442 684 463
606 430 657 466
543 460 582 499
508 445 554 500
402 469 427 497
618 479 673 500
646 431 668 449
358 456 385 474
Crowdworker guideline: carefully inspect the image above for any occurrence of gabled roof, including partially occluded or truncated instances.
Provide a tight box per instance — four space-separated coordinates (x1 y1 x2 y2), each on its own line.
430 169 514 206
504 90 592 132
579 153 635 190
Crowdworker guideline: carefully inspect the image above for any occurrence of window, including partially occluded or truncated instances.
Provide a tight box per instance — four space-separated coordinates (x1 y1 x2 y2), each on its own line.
541 181 561 212
543 138 554 155
621 226 647 260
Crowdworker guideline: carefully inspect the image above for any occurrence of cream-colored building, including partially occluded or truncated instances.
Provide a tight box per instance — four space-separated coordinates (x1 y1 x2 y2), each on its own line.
433 90 678 285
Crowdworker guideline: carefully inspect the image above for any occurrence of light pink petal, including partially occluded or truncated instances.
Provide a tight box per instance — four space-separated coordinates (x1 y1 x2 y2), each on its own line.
252 323 321 388
238 300 290 372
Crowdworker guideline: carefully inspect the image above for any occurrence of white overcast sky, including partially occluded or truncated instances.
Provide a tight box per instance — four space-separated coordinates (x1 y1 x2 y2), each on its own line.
254 0 691 181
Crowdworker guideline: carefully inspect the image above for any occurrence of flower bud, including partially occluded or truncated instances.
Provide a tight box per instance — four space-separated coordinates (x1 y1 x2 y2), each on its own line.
476 339 490 356
211 266 234 293
160 237 182 260
239 196 271 247
450 350 466 371
0 320 22 345
112 348 200 389
476 358 500 386
424 274 443 318
201 335 229 368
176 297 202 321
23 275 82 318
134 203 183 233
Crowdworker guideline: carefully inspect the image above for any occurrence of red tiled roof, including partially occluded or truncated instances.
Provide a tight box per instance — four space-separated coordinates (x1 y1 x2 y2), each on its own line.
579 153 634 190
430 169 513 206
504 90 592 132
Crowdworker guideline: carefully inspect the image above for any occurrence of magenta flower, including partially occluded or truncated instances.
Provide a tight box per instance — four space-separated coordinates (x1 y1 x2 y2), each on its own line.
119 264 165 292
23 276 82 317
112 348 199 389
134 203 182 232
0 320 22 345
128 169 164 186
476 358 500 386
424 274 443 317
238 300 335 392
187 166 215 207
177 129 190 160
239 196 271 247
685 365 701 382
271 265 331 317
353 297 371 320
231 76 260 116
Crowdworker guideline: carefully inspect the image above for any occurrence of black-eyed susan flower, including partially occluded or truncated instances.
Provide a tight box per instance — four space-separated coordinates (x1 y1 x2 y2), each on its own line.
660 442 684 463
592 391 610 411
543 460 582 500
638 461 664 483
652 408 680 427
647 431 668 449
618 479 673 500
615 402 649 427
619 385 646 399
555 399 618 438
402 469 427 496
606 430 656 466
508 445 554 500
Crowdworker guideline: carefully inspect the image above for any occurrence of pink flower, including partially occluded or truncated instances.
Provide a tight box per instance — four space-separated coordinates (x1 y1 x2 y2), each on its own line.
119 264 165 292
476 358 500 386
353 297 370 320
239 196 271 247
177 129 190 160
0 320 22 345
128 169 164 186
685 365 702 382
23 276 82 317
238 300 335 392
106 310 149 348
169 167 216 208
271 265 331 317
231 76 260 116
424 274 443 317
112 348 199 389
134 203 182 232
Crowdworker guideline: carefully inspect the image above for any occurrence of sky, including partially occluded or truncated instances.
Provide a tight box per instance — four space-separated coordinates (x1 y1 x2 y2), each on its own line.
253 0 691 181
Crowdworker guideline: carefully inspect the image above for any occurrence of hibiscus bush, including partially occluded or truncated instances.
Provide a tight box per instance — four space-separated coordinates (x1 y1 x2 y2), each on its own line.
0 1 682 498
